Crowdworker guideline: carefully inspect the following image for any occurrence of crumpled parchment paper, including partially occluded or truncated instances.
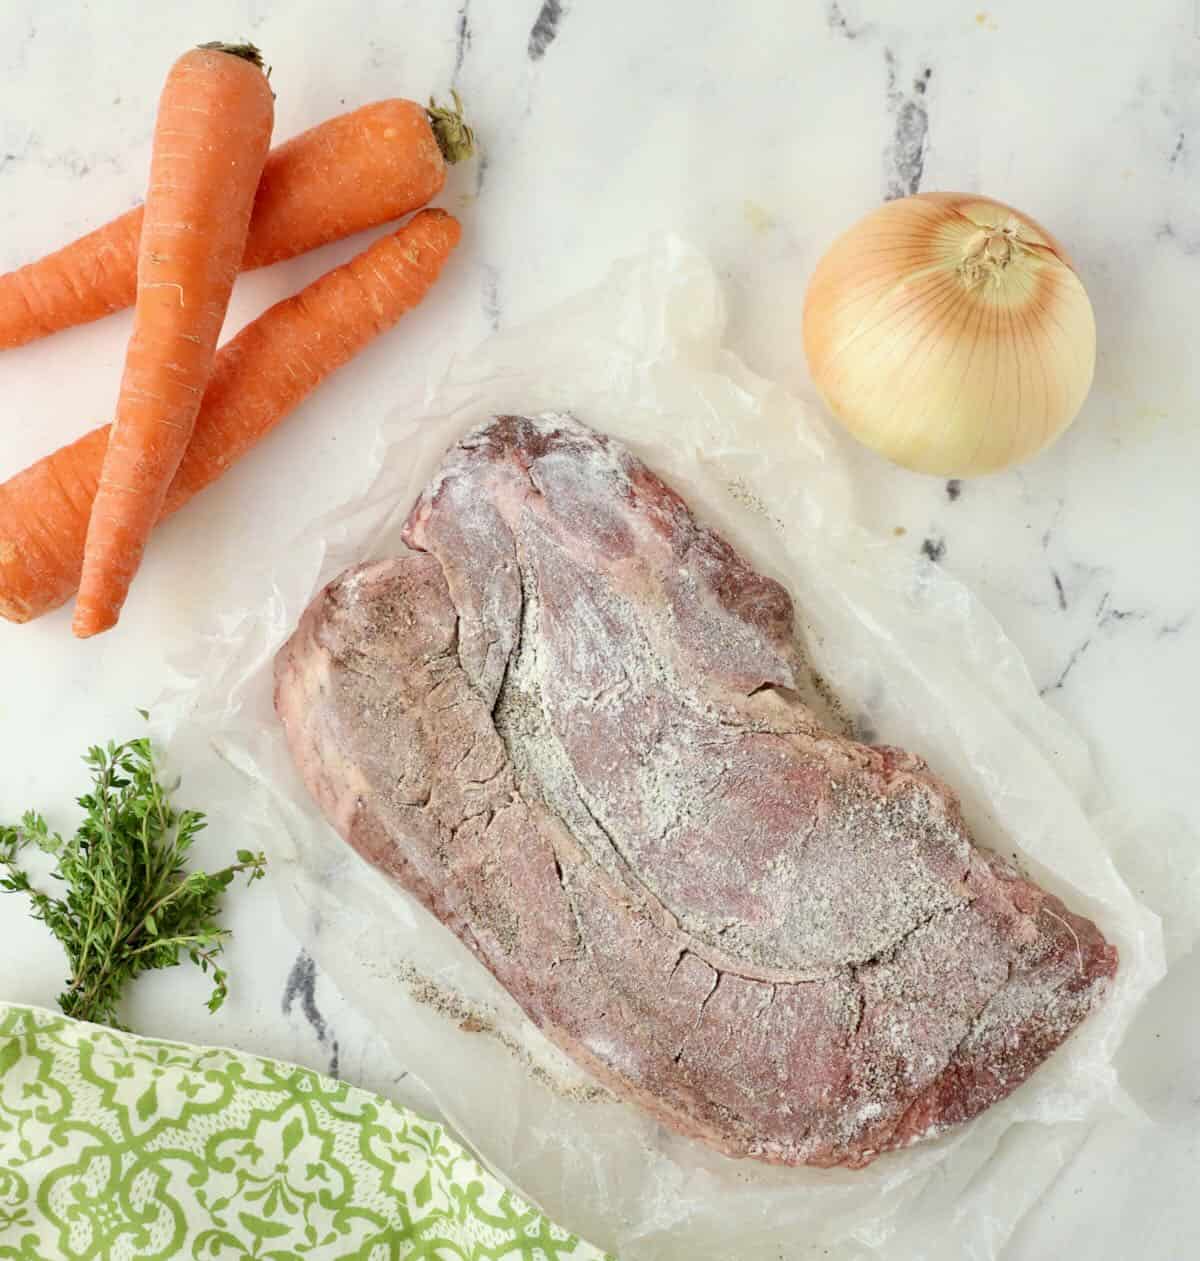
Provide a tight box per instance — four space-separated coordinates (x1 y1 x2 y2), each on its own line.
159 236 1197 1261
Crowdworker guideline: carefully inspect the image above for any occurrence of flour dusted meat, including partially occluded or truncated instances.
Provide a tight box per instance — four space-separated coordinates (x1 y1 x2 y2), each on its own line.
274 413 1117 1167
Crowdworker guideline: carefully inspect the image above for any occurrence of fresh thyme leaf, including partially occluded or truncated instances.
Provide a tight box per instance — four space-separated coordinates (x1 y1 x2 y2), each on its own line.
0 736 266 1030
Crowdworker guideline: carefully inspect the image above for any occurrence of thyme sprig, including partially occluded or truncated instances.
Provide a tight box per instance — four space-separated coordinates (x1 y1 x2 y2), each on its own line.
0 736 265 1029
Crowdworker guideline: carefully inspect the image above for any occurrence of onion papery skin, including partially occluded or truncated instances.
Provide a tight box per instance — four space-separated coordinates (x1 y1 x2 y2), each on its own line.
803 192 1097 477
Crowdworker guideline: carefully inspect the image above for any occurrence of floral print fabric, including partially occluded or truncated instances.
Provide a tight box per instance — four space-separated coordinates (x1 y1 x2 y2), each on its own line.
0 1004 611 1260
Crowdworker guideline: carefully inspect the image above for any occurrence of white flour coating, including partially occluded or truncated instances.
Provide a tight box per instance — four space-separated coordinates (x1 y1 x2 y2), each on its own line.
447 417 976 980
456 418 1108 1138
280 412 1118 1168
495 528 732 893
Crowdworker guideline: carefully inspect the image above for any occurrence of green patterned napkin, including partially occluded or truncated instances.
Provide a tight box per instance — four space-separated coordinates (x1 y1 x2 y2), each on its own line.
0 1004 611 1260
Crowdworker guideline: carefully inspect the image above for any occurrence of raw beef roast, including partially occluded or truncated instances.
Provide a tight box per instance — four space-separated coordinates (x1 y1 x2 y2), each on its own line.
274 413 1117 1167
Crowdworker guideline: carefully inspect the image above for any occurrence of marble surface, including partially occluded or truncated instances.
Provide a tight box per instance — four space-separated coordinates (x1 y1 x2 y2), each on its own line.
0 0 1197 1255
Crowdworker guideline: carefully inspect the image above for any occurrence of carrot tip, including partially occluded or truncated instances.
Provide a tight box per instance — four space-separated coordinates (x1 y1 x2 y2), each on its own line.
73 589 121 637
72 619 109 639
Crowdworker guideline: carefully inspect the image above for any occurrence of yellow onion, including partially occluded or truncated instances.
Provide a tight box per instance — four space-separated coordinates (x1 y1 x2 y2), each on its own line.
802 192 1096 476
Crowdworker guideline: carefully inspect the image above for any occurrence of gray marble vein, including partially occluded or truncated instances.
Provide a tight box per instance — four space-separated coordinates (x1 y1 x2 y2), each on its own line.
282 950 340 1079
1051 569 1068 611
481 263 501 330
528 0 567 61
826 1 867 41
453 0 472 82
1155 219 1200 254
1039 587 1193 696
884 52 932 200
3 14 36 74
0 132 124 183
1168 130 1185 168
920 534 946 563
474 147 490 195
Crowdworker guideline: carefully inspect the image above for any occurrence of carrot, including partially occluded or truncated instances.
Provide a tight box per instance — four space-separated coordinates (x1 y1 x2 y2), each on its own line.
0 209 461 625
0 95 473 351
73 43 276 638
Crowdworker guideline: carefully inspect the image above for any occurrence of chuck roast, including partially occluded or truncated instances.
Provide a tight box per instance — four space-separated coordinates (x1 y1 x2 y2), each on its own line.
274 413 1117 1167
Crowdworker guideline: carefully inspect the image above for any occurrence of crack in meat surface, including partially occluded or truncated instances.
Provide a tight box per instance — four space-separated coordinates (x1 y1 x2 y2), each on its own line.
274 413 1117 1167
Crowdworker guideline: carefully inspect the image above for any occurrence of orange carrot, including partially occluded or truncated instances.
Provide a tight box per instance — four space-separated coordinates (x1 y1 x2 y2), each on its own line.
0 96 473 351
73 43 276 638
0 209 461 625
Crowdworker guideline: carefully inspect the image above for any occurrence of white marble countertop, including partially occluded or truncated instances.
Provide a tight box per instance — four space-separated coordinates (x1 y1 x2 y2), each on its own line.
1 1 1197 1255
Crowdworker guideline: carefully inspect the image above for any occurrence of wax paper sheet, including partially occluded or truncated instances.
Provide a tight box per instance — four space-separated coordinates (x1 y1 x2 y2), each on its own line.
160 236 1196 1260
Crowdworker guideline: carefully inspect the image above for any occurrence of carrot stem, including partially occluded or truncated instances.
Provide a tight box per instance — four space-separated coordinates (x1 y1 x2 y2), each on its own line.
426 90 475 163
197 41 265 69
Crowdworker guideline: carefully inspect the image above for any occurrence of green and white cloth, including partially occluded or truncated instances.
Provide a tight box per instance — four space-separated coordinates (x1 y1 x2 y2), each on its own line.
0 1004 611 1260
